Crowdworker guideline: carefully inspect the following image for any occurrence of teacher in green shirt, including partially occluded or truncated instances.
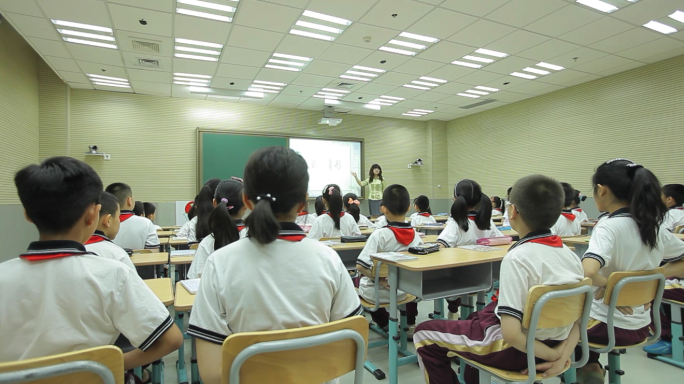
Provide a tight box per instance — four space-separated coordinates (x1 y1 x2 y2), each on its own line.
352 164 386 218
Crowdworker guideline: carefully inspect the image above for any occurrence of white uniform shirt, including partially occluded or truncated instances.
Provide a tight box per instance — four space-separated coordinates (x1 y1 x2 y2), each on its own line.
307 212 361 240
374 215 388 228
188 223 363 344
551 210 582 237
113 211 160 250
437 214 503 248
356 213 376 228
492 208 504 217
187 220 247 279
410 213 437 227
176 216 197 242
295 212 317 226
153 224 162 230
0 240 173 362
583 208 684 329
571 207 589 223
663 206 684 232
496 231 584 340
357 223 423 303
85 231 136 271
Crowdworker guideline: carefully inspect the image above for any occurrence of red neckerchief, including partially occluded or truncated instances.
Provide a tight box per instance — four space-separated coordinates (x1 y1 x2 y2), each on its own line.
20 248 93 261
120 211 135 222
528 235 563 247
560 212 576 221
573 208 583 212
467 214 477 220
418 212 431 217
672 206 684 210
85 233 111 245
277 233 306 242
237 225 245 232
297 211 308 216
327 212 344 218
387 223 415 246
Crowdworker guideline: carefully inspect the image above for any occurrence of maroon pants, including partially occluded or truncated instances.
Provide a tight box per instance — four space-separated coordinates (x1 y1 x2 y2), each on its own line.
575 320 650 365
370 301 418 327
652 287 684 339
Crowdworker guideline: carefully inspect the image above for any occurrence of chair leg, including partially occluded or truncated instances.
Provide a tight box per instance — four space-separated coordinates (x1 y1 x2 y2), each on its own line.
673 308 684 362
363 360 385 380
477 368 491 384
606 350 624 384
458 358 466 384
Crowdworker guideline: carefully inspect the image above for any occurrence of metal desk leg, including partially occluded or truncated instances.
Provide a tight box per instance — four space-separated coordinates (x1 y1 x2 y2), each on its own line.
476 291 486 312
152 359 163 384
388 265 399 384
191 337 200 384
175 311 188 384
430 298 444 320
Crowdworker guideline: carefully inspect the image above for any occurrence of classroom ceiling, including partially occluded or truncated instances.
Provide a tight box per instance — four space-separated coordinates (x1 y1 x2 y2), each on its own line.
1 0 683 121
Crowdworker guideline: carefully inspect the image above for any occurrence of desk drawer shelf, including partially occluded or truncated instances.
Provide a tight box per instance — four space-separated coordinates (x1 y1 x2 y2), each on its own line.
397 263 493 300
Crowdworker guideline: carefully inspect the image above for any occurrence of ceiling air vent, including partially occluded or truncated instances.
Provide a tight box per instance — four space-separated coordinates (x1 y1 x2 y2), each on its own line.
334 82 356 89
132 39 161 54
459 99 497 109
137 58 160 68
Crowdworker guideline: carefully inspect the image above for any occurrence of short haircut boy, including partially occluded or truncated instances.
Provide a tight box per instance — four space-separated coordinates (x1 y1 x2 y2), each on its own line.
143 202 156 216
14 156 102 234
381 184 410 216
133 201 145 216
105 182 132 206
99 192 120 217
663 184 684 206
560 182 575 207
510 175 564 230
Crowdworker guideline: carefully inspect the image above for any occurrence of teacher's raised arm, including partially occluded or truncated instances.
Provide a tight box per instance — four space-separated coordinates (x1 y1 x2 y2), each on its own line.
352 164 385 218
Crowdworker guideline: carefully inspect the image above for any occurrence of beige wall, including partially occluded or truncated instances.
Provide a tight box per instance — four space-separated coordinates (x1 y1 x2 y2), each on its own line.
447 54 684 199
39 61 69 160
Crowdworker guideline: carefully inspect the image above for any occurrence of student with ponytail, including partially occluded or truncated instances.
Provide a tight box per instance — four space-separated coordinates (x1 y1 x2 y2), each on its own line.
307 184 361 240
578 158 684 383
313 195 326 217
189 147 362 384
491 196 505 217
187 178 247 279
551 182 582 236
343 193 375 228
661 184 684 232
410 195 436 227
178 178 221 242
570 189 589 223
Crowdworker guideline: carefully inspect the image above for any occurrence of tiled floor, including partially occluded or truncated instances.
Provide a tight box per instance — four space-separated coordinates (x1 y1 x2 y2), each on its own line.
161 300 682 384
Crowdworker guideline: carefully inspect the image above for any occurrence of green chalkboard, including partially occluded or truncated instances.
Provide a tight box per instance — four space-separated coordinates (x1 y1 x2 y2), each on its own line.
198 131 287 189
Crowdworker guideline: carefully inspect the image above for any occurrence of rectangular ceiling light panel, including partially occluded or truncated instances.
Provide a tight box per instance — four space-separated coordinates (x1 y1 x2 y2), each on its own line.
176 0 238 23
264 53 312 72
174 38 224 61
379 31 440 56
52 20 118 49
340 65 385 82
290 10 352 41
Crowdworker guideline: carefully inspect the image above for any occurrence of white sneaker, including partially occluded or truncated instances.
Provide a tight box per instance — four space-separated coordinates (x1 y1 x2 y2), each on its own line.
406 325 416 338
448 311 459 320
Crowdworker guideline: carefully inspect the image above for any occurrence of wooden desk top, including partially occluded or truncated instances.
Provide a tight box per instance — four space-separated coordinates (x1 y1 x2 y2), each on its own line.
144 278 174 306
170 256 194 265
327 235 439 251
360 228 374 236
156 230 175 238
174 281 196 312
168 238 190 246
158 237 170 245
130 252 168 266
561 236 591 245
415 224 446 231
371 244 511 272
161 226 181 230
500 229 518 237
676 233 684 240
581 222 597 227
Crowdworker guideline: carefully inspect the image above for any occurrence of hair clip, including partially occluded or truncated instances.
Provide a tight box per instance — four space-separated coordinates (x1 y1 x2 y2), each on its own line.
230 176 244 183
221 198 229 204
626 163 642 168
328 186 335 194
605 158 634 165
256 194 276 202
220 197 234 210
348 198 360 205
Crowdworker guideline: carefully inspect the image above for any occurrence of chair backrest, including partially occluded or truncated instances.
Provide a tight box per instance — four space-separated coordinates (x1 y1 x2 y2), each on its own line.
190 243 199 250
0 346 123 384
222 316 368 384
371 259 389 279
523 278 592 330
675 225 684 234
603 268 664 306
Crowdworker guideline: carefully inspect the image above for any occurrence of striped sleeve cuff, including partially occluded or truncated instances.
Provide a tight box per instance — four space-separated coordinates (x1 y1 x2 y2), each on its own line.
582 252 605 267
187 324 228 345
436 239 450 248
497 306 523 321
356 258 372 269
138 315 174 351
664 252 684 263
345 304 364 318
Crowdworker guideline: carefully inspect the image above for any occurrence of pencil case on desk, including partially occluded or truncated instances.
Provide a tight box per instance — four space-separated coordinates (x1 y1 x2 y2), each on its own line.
341 235 369 243
476 236 513 246
408 243 441 255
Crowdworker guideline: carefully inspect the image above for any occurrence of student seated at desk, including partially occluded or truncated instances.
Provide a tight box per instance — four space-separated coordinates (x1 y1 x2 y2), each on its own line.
0 156 182 374
579 159 684 383
344 192 375 228
105 182 160 251
491 196 505 217
295 207 316 226
133 201 145 216
312 194 326 218
188 179 248 279
177 179 221 242
414 174 585 384
645 272 684 356
551 182 582 237
84 191 135 271
357 184 422 335
307 184 361 240
569 189 588 223
661 184 684 232
410 195 437 227
143 202 162 230
188 147 362 384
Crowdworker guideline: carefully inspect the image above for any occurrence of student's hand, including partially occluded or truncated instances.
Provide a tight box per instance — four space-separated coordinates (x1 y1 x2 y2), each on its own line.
617 306 634 315
379 277 390 289
594 287 605 301
548 339 568 361
644 302 652 311
521 358 571 378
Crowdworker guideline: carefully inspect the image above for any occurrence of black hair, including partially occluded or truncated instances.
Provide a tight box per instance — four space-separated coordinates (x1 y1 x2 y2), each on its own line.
133 201 145 216
413 195 432 214
507 187 512 198
210 179 244 250
343 193 361 223
662 184 684 206
571 190 586 206
560 182 575 207
369 164 383 182
382 184 411 216
322 184 343 230
99 191 120 218
204 178 221 193
15 156 102 234
314 195 325 216
510 175 564 231
451 179 492 231
194 185 215 242
105 182 132 208
143 202 156 216
188 195 198 220
244 146 309 244
491 196 505 215
593 158 666 249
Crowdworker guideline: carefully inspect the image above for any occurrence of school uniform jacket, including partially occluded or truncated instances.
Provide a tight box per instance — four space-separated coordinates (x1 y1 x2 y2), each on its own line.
85 230 136 271
583 208 684 329
496 230 584 340
375 215 388 228
187 222 363 345
0 240 173 362
356 213 376 228
357 222 423 303
571 207 589 223
307 212 361 240
113 210 160 250
295 212 317 226
187 220 248 279
176 216 197 242
436 213 503 248
410 212 437 227
662 205 684 232
551 210 582 237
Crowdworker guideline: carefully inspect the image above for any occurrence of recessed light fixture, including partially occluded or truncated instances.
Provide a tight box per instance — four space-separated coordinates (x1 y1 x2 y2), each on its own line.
510 72 537 79
643 20 678 34
536 62 565 71
93 82 130 88
264 53 312 72
302 10 352 25
466 90 489 95
339 75 372 81
368 100 393 106
174 38 224 61
273 53 312 61
176 8 232 22
462 55 494 63
379 31 439 56
346 70 378 77
52 20 118 49
289 29 335 41
352 66 385 73
451 60 483 69
265 65 300 72
250 84 282 90
248 87 279 94
175 38 223 48
403 84 430 90
419 77 447 84
475 86 499 92
63 38 118 49
312 94 340 99
378 46 416 56
340 65 384 82
670 10 684 23
322 88 349 93
381 95 405 100
414 109 434 113
364 104 381 110
398 32 439 43
175 46 221 55
88 73 130 88
88 74 127 82
411 80 438 87
51 20 112 33
57 29 115 41
176 0 237 23
255 80 287 86
522 67 550 75
174 72 212 79
576 0 618 13
402 113 422 117
174 81 211 86
268 59 306 67
474 48 509 58
457 93 480 98
174 77 210 83
290 10 352 41
388 39 426 50
402 108 435 117
295 20 342 34
174 53 219 61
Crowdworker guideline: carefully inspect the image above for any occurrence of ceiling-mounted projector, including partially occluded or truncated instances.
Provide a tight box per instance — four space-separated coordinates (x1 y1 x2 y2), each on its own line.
318 106 342 127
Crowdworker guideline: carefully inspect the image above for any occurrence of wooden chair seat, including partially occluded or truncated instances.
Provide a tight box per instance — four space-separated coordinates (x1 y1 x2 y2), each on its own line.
453 353 570 382
357 291 416 309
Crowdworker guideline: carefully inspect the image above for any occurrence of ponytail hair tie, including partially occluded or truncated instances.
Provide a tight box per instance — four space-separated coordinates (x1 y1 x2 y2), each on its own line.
220 198 234 210
256 194 276 203
626 163 643 178
328 186 335 195
348 198 360 205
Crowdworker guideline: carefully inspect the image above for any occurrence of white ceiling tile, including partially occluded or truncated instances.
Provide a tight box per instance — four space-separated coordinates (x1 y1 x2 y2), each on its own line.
617 37 684 62
66 43 124 66
262 0 309 8
589 28 662 54
67 82 93 89
558 73 601 87
597 61 644 77
539 69 590 86
334 23 398 50
429 81 471 95
117 33 173 56
227 25 284 52
292 73 338 87
43 56 81 72
296 98 327 109
301 60 348 77
215 64 261 80
360 0 434 30
76 61 128 78
121 52 172 72
452 70 506 86
481 56 537 75
234 0 302 34
57 71 87 83
524 5 603 37
487 30 549 55
573 55 640 75
425 63 478 81
238 97 272 106
210 77 250 89
93 84 133 93
483 74 533 89
0 0 43 17
206 96 238 103
275 35 332 58
670 29 684 43
130 80 171 93
108 4 172 37
392 58 444 76
308 0 380 21
405 8 477 39
172 85 207 99
486 0 567 28
28 37 71 58
317 44 374 65
281 85 321 97
447 18 516 48
5 13 60 41
374 86 425 98
342 92 383 102
172 57 218 76
489 90 532 103
611 0 683 25
174 14 232 45
435 94 476 106
108 0 173 13
559 18 634 46
136 88 171 97
352 83 399 95
440 0 509 17
390 99 429 108
642 46 684 64
411 91 450 102
354 51 411 71
36 0 111 26
271 93 309 106
550 46 608 69
347 108 378 116
517 39 581 61
255 67 301 83
507 81 564 95
417 41 475 63
374 72 420 86
127 68 171 83
220 47 270 67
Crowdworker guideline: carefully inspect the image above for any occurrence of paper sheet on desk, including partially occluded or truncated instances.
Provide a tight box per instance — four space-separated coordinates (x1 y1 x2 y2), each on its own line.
172 236 188 241
320 240 342 247
457 245 501 252
180 279 200 294
371 252 418 262
171 250 196 257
